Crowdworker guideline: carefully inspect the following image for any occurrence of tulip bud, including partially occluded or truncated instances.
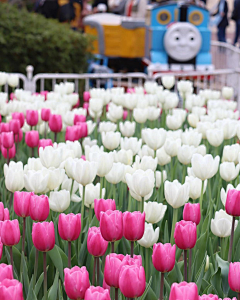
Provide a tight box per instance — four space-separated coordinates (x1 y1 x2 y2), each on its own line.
174 220 197 250
13 191 33 218
32 221 55 252
74 114 86 125
123 211 145 242
84 286 110 300
87 227 108 257
25 131 39 148
3 209 9 221
152 243 176 273
0 279 24 300
1 144 16 159
169 282 198 300
12 112 24 128
49 190 70 213
199 294 219 300
0 202 4 221
29 194 49 222
76 122 88 139
0 264 13 282
226 189 240 217
26 110 39 127
49 114 62 133
100 210 123 242
104 254 126 288
183 203 201 225
0 123 9 133
65 126 79 142
119 265 146 298
1 220 20 247
14 129 23 143
94 199 116 221
41 108 51 122
9 120 20 135
229 262 240 293
38 139 53 152
58 213 81 241
144 202 167 224
2 132 14 149
138 223 159 248
64 266 90 300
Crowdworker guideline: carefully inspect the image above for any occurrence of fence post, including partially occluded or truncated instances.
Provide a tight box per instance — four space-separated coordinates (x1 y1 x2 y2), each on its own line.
25 65 35 93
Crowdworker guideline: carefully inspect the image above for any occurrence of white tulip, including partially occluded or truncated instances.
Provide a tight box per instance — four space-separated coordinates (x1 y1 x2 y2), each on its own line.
163 93 179 110
137 96 148 109
133 155 158 172
107 103 123 122
58 175 72 192
167 130 182 140
142 128 167 151
164 138 181 157
211 210 238 238
39 146 63 168
172 108 187 123
133 108 148 123
144 81 159 94
126 169 155 201
147 107 161 121
192 107 206 117
82 137 97 149
122 94 138 110
64 157 77 179
89 98 103 114
188 113 199 128
164 180 189 208
99 121 117 133
197 122 214 139
162 76 175 89
102 131 121 151
4 162 24 193
73 159 98 186
49 190 70 212
89 152 114 177
114 149 133 165
222 86 233 100
0 72 8 86
181 129 202 147
155 170 167 188
138 145 154 159
138 223 159 248
166 114 182 130
24 158 43 173
220 162 240 182
156 147 171 166
177 80 193 94
24 170 49 194
222 144 240 164
121 137 142 156
47 168 65 190
78 183 105 207
7 74 19 88
156 89 170 105
144 201 167 224
119 121 136 137
85 145 104 161
206 128 224 147
146 94 158 107
216 119 237 140
191 153 220 180
177 145 196 165
122 165 135 184
221 184 240 206
86 120 96 135
187 167 196 177
195 145 207 156
185 176 207 200
105 162 125 184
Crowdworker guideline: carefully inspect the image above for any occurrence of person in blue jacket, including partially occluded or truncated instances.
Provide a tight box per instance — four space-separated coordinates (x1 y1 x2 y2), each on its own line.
211 0 229 42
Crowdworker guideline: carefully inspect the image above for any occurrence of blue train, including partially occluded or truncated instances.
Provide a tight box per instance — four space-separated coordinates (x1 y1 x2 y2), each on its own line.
84 1 214 74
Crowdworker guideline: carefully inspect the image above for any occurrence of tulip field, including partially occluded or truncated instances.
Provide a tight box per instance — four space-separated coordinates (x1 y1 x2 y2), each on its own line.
0 72 240 300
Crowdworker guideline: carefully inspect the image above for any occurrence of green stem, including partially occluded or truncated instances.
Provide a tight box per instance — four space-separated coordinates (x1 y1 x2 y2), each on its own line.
145 247 149 282
141 198 144 213
93 257 96 286
112 183 116 203
131 241 134 257
32 249 39 287
182 165 186 184
199 181 204 213
160 272 164 300
80 185 86 244
43 252 47 300
22 217 26 253
68 241 71 268
10 246 13 267
111 241 115 253
170 208 178 245
88 207 93 224
184 250 188 282
228 216 235 263
188 248 192 282
128 191 132 212
100 177 103 198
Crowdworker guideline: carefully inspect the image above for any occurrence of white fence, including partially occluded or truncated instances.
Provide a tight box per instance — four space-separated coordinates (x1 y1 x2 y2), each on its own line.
3 41 240 108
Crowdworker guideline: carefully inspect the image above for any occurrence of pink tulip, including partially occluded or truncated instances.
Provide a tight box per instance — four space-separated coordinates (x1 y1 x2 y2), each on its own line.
123 110 128 120
199 295 219 300
0 202 4 221
103 279 110 292
29 194 49 222
85 286 110 300
64 266 90 300
65 126 80 142
183 203 201 225
0 279 24 300
26 110 38 127
74 115 86 125
152 243 176 273
1 144 16 159
41 108 51 122
12 113 24 128
3 209 9 221
1 220 20 247
40 91 48 100
25 131 39 148
174 220 197 250
38 139 53 152
94 199 116 221
72 99 80 109
10 93 16 100
226 190 240 217
104 254 126 288
0 239 3 260
2 132 14 149
100 210 123 242
123 211 145 241
9 120 20 135
123 254 142 266
83 91 90 102
32 221 55 252
0 264 13 282
49 114 62 133
14 130 23 143
87 227 108 257
169 282 199 300
83 103 89 113
0 123 9 133
58 213 81 241
81 155 86 161
14 191 33 218
229 262 240 292
119 265 145 298
76 122 88 138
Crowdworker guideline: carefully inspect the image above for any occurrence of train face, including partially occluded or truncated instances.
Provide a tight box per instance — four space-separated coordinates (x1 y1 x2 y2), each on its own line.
148 2 213 73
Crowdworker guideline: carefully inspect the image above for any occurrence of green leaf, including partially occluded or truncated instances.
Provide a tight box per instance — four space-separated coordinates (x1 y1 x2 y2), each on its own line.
48 246 64 281
21 251 29 296
216 254 230 296
210 268 224 298
34 272 44 297
58 280 64 300
193 231 208 280
48 271 59 300
26 277 38 300
164 220 169 244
